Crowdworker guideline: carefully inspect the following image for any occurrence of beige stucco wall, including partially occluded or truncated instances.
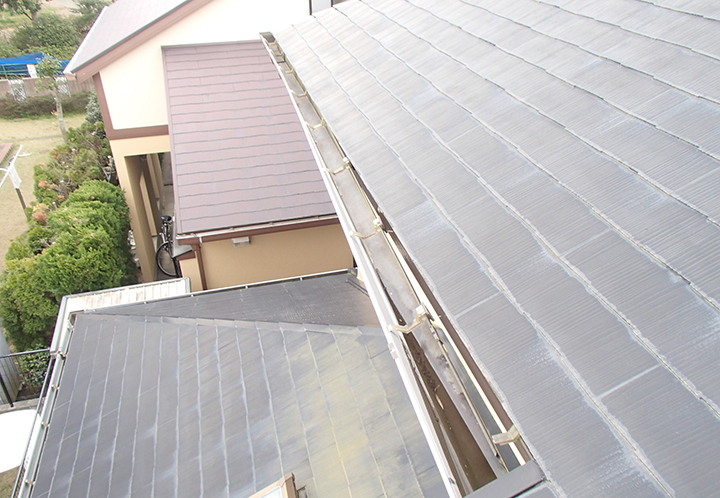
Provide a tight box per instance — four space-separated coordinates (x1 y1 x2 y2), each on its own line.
110 135 172 281
179 257 203 292
200 224 353 289
100 0 310 130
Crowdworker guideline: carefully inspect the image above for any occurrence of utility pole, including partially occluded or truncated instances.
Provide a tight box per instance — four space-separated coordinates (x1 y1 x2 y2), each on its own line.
0 145 29 215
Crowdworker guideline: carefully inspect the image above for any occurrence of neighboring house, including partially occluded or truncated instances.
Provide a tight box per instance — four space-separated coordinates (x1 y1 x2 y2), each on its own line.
65 0 353 290
162 40 350 290
25 0 720 498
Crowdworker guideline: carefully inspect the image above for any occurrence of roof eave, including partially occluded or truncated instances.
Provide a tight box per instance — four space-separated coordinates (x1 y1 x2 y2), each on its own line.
67 0 213 82
176 214 340 245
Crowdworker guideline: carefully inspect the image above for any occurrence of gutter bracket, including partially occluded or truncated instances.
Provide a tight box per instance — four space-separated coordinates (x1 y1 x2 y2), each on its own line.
350 218 384 240
326 157 350 175
388 305 428 334
306 117 326 130
492 425 521 446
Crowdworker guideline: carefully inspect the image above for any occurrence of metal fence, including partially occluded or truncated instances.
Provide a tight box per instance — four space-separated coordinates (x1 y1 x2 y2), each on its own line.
0 349 51 407
10 352 55 498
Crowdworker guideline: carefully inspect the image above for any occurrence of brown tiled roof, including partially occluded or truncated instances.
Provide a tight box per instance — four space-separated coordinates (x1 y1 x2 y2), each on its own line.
163 41 335 235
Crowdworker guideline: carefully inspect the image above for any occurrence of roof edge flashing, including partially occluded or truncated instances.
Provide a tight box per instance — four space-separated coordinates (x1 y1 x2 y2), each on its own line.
68 0 212 79
176 214 339 244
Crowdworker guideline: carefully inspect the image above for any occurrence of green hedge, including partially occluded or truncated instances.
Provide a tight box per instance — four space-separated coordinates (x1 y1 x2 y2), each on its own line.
0 181 137 350
0 256 58 351
11 12 79 60
0 91 92 119
33 120 111 205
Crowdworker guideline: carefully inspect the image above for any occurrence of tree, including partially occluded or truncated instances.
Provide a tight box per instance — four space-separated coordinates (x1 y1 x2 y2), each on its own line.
5 0 42 21
36 57 67 143
71 0 110 38
11 11 80 59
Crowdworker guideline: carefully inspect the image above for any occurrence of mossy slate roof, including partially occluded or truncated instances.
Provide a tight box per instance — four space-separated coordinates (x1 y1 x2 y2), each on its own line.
30 305 442 496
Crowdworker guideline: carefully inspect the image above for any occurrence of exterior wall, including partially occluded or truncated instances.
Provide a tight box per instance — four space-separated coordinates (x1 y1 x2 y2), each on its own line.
199 224 353 289
179 257 203 292
99 0 310 131
109 135 171 281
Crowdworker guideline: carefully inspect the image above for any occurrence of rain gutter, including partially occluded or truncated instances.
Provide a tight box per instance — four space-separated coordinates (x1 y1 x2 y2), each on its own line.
261 35 465 498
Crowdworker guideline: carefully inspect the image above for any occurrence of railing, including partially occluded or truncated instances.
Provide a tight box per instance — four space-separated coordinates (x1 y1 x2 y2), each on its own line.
0 349 51 407
0 64 29 79
10 351 55 498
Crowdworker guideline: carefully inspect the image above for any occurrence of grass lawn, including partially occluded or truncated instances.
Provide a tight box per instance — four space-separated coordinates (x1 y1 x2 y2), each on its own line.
0 113 86 272
0 467 17 498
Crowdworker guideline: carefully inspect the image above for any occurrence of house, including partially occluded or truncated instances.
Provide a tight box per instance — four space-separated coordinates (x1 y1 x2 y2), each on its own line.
24 0 720 497
66 0 353 290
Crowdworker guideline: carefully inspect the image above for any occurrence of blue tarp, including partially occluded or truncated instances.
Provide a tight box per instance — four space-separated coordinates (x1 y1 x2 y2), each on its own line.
0 52 44 66
0 53 70 77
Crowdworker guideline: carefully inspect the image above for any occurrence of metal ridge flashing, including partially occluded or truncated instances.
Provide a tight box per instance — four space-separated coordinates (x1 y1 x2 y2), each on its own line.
93 268 360 311
261 34 465 498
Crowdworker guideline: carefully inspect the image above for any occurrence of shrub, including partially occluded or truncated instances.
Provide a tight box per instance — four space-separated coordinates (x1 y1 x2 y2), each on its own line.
0 182 137 350
5 236 33 261
0 40 21 58
85 91 102 124
16 350 50 392
61 92 93 115
37 227 125 297
0 92 92 119
0 257 58 351
5 223 53 262
40 181 137 296
34 120 111 205
0 94 54 118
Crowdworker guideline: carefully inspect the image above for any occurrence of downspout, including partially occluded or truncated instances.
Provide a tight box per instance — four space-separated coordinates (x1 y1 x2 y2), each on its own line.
192 242 208 290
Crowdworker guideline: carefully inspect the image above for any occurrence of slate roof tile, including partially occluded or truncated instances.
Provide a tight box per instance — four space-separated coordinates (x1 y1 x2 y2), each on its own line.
30 306 440 498
276 0 720 494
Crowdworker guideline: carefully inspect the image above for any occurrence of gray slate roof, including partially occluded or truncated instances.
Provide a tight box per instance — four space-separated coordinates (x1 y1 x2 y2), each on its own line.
103 271 379 327
275 0 720 496
30 313 442 498
67 0 192 73
164 41 335 235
